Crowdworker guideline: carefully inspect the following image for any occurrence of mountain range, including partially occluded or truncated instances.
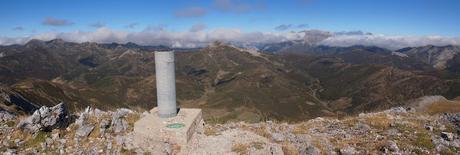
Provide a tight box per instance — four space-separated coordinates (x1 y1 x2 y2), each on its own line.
1 39 460 122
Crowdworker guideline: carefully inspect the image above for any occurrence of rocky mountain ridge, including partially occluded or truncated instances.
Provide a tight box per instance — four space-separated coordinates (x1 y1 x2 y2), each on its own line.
1 40 460 123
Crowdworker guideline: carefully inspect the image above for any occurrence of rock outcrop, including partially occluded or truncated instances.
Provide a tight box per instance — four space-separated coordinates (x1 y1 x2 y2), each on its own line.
0 110 15 122
2 97 460 154
16 103 70 133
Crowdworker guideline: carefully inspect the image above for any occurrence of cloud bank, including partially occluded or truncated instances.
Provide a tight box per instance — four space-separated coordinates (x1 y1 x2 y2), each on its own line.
0 27 459 50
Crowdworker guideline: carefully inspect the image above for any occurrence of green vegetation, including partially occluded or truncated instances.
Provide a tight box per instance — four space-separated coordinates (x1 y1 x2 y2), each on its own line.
232 143 249 155
414 132 435 150
25 131 49 148
250 141 264 150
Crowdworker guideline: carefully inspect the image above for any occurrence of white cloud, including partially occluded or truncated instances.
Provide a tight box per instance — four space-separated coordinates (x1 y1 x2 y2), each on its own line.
320 34 460 50
0 28 459 49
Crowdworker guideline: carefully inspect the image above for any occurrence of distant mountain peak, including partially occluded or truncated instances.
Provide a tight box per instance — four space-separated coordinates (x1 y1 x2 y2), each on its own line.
24 39 46 48
45 38 66 44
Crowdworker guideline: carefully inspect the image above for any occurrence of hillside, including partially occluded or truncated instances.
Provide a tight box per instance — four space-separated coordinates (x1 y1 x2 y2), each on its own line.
1 40 460 123
397 45 460 70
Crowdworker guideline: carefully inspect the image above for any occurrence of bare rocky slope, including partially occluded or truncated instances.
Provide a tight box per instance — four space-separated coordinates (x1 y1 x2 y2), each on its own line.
1 95 460 154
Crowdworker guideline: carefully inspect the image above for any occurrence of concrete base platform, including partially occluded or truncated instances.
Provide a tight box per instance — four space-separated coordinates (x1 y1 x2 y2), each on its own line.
133 108 204 145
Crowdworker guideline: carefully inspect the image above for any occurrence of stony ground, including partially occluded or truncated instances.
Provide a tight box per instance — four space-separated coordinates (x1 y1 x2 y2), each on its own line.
1 96 460 155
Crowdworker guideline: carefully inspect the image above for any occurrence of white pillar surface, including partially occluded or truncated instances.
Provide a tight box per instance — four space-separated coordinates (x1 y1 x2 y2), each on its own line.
155 51 177 118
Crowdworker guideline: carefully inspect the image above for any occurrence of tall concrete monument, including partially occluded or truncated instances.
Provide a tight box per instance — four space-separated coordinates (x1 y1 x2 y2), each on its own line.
154 51 177 118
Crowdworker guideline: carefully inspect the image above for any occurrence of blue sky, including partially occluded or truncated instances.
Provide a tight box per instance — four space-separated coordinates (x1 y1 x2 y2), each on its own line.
1 0 459 37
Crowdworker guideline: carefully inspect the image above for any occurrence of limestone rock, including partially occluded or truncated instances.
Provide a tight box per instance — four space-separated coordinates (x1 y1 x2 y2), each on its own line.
111 109 132 133
340 146 357 155
76 124 95 137
0 110 15 122
441 132 454 141
16 103 70 133
304 145 321 155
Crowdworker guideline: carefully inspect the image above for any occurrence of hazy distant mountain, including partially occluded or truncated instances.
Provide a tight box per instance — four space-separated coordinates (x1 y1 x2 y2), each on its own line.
1 40 459 122
397 45 460 70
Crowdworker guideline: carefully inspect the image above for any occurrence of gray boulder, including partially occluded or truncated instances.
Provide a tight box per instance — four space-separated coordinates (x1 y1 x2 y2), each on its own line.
75 109 95 137
304 145 320 155
340 146 357 155
17 103 70 133
0 110 15 122
111 109 132 133
441 132 454 141
76 124 95 137
99 119 110 134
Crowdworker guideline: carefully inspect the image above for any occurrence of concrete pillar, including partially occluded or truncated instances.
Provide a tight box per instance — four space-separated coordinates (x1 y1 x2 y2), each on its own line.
155 51 177 118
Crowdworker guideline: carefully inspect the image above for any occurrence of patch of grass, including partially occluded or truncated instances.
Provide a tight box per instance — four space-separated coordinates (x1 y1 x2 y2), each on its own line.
440 148 457 155
88 124 101 138
281 144 299 155
363 114 391 130
232 143 249 155
425 100 460 115
251 125 272 139
342 117 359 128
125 113 140 131
204 126 221 136
24 131 49 148
250 141 264 150
143 151 152 155
292 124 309 135
414 132 435 150
1 120 16 127
120 148 136 155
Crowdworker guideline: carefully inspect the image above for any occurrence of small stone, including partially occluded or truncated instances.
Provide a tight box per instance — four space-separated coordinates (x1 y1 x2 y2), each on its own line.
305 145 320 155
386 107 407 113
45 138 53 145
107 141 113 150
163 142 173 155
99 119 110 135
14 139 21 146
424 125 434 131
76 124 95 138
3 149 17 155
340 146 357 155
52 132 60 140
387 141 399 152
2 140 9 147
271 133 284 142
0 110 15 122
41 142 46 149
375 135 384 141
115 135 125 145
441 132 454 141
439 125 446 131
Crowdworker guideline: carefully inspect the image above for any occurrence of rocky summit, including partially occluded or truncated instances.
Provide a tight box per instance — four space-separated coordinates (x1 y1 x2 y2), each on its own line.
1 96 460 154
